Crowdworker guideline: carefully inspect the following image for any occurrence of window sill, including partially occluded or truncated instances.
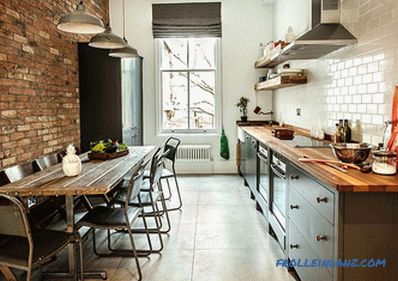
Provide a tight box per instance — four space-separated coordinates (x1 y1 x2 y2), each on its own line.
158 131 220 137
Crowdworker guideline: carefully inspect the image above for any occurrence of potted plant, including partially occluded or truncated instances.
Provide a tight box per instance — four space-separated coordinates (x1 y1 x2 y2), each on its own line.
236 97 249 122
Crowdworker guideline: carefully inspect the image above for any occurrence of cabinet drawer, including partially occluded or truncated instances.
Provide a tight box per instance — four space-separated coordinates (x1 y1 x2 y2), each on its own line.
289 187 334 263
289 222 333 281
289 165 335 224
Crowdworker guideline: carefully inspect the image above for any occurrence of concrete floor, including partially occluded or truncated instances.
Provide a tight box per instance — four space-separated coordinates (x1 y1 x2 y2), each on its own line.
44 175 298 281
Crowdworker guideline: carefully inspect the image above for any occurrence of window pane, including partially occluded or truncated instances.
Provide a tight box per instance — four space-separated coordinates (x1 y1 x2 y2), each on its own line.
189 38 215 69
161 39 187 69
162 72 188 130
190 71 215 129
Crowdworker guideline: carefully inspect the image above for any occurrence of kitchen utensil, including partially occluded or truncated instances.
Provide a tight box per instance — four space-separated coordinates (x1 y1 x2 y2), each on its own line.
330 143 373 164
325 162 347 173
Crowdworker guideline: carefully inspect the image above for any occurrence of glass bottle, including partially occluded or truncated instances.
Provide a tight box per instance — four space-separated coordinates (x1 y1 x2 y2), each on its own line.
343 119 351 143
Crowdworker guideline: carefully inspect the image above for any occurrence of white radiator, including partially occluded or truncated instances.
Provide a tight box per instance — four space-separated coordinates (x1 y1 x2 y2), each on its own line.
176 145 212 162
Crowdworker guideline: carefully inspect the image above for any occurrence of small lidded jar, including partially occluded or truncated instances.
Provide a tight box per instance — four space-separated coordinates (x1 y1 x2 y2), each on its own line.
372 150 397 175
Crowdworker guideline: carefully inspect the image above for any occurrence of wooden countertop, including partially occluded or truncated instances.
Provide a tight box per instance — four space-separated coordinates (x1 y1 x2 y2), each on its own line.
241 126 398 192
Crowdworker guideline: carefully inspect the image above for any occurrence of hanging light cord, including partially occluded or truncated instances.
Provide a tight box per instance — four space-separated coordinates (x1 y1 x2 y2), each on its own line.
122 0 126 40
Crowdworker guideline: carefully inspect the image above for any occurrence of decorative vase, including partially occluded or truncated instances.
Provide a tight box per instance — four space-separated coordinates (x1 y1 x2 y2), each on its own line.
62 144 82 177
241 116 248 122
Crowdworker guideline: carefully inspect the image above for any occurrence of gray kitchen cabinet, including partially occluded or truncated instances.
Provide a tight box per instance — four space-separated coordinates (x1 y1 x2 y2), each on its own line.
241 132 258 198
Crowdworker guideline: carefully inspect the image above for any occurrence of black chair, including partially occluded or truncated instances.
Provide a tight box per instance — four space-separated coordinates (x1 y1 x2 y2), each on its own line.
144 137 182 211
0 194 84 281
77 163 149 281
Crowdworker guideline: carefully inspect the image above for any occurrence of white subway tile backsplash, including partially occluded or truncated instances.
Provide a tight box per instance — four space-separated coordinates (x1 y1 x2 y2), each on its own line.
362 94 372 103
368 62 379 73
367 83 379 93
349 67 358 76
367 104 378 114
357 104 367 113
373 93 384 103
362 74 373 84
353 95 362 103
372 115 384 125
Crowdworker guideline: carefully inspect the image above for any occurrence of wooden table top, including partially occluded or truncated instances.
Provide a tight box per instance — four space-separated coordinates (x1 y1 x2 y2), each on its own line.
242 126 398 192
0 146 155 197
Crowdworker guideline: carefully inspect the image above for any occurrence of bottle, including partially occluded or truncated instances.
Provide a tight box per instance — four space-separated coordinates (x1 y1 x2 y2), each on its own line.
343 120 352 143
334 123 341 143
338 120 344 142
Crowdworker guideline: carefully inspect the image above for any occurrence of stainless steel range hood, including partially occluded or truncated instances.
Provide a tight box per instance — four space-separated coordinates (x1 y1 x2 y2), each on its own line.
293 0 357 52
255 0 357 68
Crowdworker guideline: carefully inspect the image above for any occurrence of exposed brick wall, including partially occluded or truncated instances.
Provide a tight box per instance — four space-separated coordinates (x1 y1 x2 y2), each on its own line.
0 0 109 168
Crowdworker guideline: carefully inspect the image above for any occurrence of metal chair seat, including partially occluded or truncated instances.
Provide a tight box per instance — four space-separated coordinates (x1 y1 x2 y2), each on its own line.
113 186 163 207
78 206 141 229
143 168 173 179
0 229 74 268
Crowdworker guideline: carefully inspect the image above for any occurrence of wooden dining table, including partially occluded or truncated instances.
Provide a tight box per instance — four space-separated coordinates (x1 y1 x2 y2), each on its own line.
0 146 155 280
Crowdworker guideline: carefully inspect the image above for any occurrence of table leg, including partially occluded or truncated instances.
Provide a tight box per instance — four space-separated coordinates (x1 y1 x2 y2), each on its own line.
43 195 107 280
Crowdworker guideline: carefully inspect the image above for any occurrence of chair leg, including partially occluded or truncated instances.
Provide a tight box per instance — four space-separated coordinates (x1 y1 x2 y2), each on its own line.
78 238 84 281
163 178 172 200
165 173 183 211
92 229 101 256
25 268 31 281
159 193 171 234
141 209 153 253
126 226 142 281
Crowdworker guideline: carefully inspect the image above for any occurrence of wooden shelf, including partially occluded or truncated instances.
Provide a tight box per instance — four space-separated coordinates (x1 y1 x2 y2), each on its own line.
255 74 308 91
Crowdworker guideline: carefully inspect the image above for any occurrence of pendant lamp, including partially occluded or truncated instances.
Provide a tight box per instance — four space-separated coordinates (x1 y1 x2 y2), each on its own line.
109 0 140 58
89 26 126 49
57 1 105 34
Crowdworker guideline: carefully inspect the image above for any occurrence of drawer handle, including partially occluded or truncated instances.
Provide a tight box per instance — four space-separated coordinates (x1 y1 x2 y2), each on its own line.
290 244 299 249
290 175 299 180
289 204 299 210
316 196 328 203
315 235 327 241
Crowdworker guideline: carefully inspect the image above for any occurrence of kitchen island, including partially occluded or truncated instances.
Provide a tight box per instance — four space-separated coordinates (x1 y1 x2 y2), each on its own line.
239 125 398 281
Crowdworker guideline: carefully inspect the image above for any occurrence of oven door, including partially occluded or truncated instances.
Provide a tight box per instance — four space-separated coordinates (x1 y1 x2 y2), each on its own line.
257 146 269 204
270 159 287 230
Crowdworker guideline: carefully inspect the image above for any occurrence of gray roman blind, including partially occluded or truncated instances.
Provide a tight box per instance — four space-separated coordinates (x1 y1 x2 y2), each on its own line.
152 2 221 38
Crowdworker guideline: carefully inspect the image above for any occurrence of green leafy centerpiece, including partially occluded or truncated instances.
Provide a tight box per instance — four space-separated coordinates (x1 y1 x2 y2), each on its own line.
88 139 129 160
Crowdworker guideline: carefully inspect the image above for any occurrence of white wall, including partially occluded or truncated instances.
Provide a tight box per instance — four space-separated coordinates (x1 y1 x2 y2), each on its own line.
110 0 273 173
273 0 312 40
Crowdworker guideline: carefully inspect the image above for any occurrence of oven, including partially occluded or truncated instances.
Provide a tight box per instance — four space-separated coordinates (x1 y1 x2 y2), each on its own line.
257 144 270 206
269 151 287 250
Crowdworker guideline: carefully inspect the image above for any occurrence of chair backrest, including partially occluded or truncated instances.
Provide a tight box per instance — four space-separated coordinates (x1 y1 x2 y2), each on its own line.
150 149 169 187
163 137 181 163
0 194 31 238
0 161 35 185
124 165 146 209
33 153 60 171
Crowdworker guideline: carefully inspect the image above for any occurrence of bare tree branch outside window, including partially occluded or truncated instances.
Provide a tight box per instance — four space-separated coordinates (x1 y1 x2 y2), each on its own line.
161 38 216 131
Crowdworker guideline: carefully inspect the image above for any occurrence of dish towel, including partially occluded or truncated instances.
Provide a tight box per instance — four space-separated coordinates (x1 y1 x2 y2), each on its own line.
220 128 230 160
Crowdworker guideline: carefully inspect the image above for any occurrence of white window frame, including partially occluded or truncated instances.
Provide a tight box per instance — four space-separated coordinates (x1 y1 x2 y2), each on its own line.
155 38 222 135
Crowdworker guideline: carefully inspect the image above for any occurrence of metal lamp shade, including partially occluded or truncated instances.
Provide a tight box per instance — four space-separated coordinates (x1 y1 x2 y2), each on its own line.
109 38 139 58
109 45 139 58
57 2 105 34
89 26 126 49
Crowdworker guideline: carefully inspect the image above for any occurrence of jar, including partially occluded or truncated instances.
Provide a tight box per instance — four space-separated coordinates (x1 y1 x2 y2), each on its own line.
372 150 397 175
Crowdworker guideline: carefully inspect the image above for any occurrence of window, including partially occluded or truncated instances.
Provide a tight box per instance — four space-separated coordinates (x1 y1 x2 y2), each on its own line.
158 38 219 133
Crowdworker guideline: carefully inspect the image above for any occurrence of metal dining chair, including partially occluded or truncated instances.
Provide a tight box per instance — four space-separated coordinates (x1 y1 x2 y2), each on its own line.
144 137 182 211
76 163 148 281
0 194 84 281
111 147 171 253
